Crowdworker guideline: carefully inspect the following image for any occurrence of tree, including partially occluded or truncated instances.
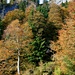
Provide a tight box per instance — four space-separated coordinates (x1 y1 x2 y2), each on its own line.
0 40 16 75
28 10 51 65
29 10 46 37
25 4 36 21
3 19 23 75
20 21 34 70
61 0 68 8
48 3 62 28
2 9 25 25
67 2 75 20
36 2 49 18
50 11 75 75
3 19 34 74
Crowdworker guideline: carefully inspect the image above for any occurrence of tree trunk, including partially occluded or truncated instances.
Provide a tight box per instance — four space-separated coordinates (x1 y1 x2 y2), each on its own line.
17 37 20 75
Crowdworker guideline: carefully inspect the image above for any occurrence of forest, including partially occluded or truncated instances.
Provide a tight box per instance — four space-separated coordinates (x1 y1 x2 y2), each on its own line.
0 0 75 75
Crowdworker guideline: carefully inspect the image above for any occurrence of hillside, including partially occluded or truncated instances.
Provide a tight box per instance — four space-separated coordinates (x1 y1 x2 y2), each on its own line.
0 1 75 75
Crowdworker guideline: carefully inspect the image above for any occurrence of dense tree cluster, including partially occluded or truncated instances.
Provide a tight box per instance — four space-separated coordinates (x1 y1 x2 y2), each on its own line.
0 1 75 75
51 2 75 75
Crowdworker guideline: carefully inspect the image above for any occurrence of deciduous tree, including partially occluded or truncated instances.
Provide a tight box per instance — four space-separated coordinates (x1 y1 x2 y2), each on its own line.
3 19 23 75
3 9 25 25
48 3 62 28
3 19 33 74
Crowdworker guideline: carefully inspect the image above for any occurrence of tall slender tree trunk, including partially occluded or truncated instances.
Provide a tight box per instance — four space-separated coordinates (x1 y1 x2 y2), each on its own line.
17 37 20 75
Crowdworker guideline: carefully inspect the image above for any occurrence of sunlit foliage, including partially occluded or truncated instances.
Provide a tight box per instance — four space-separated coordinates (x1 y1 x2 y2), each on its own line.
37 3 49 18
51 3 75 74
67 2 75 19
1 19 34 74
29 10 46 37
3 9 25 25
48 3 62 28
25 5 36 21
0 1 75 75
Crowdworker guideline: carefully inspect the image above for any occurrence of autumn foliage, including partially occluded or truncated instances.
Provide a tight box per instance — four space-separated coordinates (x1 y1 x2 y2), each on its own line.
0 1 75 75
48 3 63 28
3 9 25 25
51 2 75 74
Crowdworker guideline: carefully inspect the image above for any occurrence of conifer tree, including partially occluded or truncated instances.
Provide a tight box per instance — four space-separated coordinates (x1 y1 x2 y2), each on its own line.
28 10 49 64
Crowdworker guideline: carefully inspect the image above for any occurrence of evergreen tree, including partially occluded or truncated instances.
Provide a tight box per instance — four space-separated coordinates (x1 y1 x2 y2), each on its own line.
28 10 49 65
